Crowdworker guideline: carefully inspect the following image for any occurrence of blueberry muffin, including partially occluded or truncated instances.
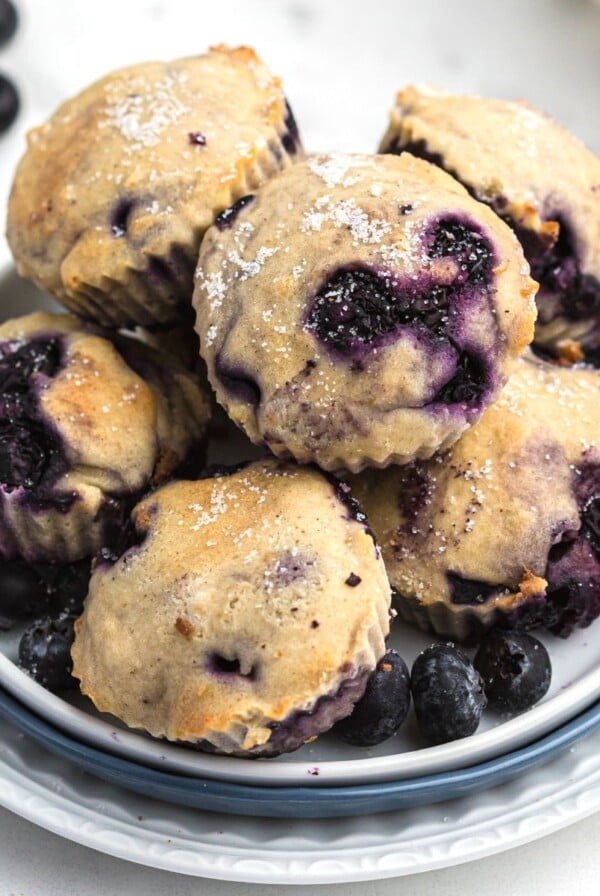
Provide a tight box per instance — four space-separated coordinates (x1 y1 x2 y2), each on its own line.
379 87 600 348
0 312 210 627
352 352 600 641
7 46 302 328
71 460 391 757
194 153 537 473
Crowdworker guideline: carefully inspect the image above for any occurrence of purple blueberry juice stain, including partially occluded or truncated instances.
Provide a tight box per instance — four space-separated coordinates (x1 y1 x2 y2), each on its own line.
432 351 486 404
272 550 312 587
305 252 491 407
214 195 256 231
305 267 456 353
260 666 370 757
185 666 372 756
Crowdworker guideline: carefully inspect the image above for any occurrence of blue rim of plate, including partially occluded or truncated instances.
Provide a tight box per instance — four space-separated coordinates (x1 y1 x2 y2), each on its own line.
1 686 600 818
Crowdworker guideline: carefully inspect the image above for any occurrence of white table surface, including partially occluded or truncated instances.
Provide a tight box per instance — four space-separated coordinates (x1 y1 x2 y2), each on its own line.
0 0 599 892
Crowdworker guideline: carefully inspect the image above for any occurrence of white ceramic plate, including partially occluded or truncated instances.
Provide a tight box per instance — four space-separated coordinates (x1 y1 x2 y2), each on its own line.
1 702 600 883
2 622 600 786
2 264 600 786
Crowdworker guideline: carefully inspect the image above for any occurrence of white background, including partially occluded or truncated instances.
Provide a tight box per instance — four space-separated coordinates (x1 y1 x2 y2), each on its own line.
1 0 599 892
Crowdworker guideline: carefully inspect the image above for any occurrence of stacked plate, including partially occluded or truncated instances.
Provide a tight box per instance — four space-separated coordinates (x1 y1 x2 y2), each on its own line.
1 265 600 815
1 474 600 818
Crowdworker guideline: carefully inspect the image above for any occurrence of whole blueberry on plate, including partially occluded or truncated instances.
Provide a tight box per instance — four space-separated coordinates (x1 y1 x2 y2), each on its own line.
474 630 551 714
51 558 91 616
335 650 410 746
0 73 19 134
0 0 18 47
411 644 486 744
0 559 51 629
19 613 78 692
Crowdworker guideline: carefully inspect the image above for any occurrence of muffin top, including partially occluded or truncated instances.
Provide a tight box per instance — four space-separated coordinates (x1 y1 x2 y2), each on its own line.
71 460 391 756
352 352 600 638
0 312 210 534
194 152 537 473
7 46 301 327
379 86 600 345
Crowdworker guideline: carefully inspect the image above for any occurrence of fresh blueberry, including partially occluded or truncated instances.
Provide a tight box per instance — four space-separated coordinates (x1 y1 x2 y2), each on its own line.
0 73 19 134
411 644 487 744
0 1 17 47
19 613 78 691
474 630 552 714
0 558 51 629
335 650 411 746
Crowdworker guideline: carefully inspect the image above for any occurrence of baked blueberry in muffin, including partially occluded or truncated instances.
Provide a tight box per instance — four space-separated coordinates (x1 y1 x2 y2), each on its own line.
379 87 600 348
194 153 537 473
71 460 391 757
7 46 302 328
352 352 600 641
0 312 211 628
